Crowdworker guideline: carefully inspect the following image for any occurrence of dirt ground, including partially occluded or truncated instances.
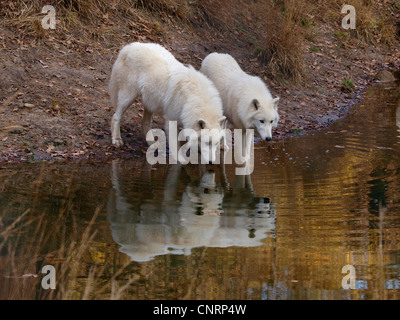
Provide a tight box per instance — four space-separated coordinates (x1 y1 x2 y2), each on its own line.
0 4 399 162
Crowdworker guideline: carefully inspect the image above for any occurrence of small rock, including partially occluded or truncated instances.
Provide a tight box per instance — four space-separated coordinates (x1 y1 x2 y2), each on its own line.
24 103 35 109
32 150 53 161
4 125 25 134
377 70 396 82
52 138 66 146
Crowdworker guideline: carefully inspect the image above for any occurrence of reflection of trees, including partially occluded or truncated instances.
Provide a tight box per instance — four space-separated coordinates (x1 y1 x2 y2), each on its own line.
247 84 400 299
397 99 400 138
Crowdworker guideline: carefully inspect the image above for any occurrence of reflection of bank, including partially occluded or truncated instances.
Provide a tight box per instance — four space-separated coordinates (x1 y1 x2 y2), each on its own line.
397 100 400 138
107 161 276 262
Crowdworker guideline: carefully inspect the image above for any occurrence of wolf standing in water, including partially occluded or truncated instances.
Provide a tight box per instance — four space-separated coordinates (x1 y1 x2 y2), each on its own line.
200 52 279 154
109 42 227 164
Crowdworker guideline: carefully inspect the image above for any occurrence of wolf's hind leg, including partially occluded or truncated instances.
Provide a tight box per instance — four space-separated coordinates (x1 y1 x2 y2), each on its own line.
111 89 137 147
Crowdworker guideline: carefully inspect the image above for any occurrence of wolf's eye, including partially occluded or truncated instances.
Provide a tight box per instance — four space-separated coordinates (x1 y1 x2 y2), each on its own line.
270 120 274 124
260 120 265 123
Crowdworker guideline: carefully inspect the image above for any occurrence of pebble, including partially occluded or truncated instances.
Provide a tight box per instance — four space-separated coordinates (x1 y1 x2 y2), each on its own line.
377 70 396 82
4 125 25 134
24 103 35 109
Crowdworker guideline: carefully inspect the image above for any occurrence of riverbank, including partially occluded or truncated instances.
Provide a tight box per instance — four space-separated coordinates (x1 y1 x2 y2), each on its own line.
0 0 399 162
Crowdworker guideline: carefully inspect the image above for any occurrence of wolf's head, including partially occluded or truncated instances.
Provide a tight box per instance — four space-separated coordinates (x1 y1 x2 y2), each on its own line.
195 116 227 164
249 97 280 141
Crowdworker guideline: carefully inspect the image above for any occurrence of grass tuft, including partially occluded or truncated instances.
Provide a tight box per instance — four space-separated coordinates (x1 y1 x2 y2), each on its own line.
258 0 305 82
0 0 398 82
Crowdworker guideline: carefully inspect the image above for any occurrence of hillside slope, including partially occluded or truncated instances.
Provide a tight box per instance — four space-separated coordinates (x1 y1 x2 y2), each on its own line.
0 0 399 161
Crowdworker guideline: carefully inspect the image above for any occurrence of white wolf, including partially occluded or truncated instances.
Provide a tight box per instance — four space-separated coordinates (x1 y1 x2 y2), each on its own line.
200 52 280 151
109 42 227 164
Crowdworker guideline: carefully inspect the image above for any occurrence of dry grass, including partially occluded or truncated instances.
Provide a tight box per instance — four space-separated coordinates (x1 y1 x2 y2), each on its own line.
0 204 138 299
376 14 397 45
0 0 398 80
348 0 397 45
133 0 232 28
256 0 397 81
135 0 190 20
190 0 232 28
256 0 306 82
0 0 138 41
351 0 377 43
312 0 398 45
0 165 137 300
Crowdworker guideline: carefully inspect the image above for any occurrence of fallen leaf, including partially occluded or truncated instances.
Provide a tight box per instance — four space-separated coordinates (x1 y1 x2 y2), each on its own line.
22 274 38 278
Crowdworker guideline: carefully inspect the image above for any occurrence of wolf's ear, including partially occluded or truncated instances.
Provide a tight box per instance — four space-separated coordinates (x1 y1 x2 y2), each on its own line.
219 116 228 129
196 119 207 130
252 99 260 110
272 97 280 111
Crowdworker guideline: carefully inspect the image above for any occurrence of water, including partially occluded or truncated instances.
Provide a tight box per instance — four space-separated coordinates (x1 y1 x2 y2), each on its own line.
1 82 400 300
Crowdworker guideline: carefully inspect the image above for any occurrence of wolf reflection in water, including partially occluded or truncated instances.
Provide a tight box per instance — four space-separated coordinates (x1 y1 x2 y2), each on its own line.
107 161 276 262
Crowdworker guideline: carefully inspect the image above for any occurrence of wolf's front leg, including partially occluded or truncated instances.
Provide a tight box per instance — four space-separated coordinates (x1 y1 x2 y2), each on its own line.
142 109 153 146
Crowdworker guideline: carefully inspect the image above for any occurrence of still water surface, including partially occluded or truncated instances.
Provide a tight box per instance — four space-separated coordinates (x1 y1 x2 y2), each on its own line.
1 82 400 299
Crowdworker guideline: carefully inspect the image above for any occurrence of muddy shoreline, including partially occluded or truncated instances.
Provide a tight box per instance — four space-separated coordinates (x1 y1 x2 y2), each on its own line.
0 72 395 164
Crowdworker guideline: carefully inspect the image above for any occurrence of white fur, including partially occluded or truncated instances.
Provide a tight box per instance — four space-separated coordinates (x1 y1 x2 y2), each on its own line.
109 42 226 163
200 53 280 146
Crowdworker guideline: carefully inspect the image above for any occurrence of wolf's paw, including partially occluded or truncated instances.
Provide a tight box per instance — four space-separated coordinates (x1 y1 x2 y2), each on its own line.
237 155 251 167
112 138 124 148
146 140 155 147
223 142 230 151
